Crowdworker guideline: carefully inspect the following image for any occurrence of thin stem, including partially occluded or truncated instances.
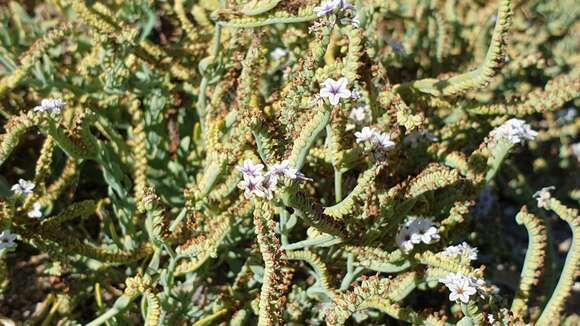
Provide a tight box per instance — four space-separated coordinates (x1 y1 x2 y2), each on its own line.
334 168 343 203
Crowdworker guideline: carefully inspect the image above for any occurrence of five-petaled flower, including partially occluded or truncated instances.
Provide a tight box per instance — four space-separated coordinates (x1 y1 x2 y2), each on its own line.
320 77 352 105
238 175 266 199
0 230 17 250
439 272 485 303
11 179 35 196
237 159 264 178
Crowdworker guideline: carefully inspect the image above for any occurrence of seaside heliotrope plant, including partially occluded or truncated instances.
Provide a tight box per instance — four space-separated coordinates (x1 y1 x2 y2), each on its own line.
0 0 578 325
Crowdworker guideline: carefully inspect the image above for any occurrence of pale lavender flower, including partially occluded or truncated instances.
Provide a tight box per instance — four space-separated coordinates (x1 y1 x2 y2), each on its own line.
320 77 352 105
314 0 341 16
0 230 17 250
372 132 396 151
409 218 440 244
268 160 311 181
33 98 65 114
238 175 266 199
11 179 35 196
261 175 278 200
237 159 264 178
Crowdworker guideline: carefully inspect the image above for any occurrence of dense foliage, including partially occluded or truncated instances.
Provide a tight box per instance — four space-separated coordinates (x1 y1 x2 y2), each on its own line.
0 0 578 325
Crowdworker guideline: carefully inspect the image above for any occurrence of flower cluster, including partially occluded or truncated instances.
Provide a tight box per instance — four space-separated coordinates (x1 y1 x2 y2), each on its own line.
33 98 66 114
314 0 354 17
354 127 395 151
443 242 479 261
0 230 17 250
11 179 35 196
319 77 352 105
490 118 538 144
395 217 440 252
533 186 555 209
237 160 308 200
439 272 486 303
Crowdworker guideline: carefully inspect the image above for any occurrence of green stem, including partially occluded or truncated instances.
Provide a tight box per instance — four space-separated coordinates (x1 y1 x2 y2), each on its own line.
334 169 343 203
86 294 139 326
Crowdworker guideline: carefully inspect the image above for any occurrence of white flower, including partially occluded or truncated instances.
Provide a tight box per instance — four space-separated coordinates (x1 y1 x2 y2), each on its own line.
468 276 487 298
572 143 580 162
372 132 396 151
268 160 293 178
355 127 377 143
396 218 439 251
33 98 66 114
409 218 440 244
439 272 463 285
314 0 355 17
11 179 35 196
270 47 288 61
443 242 479 261
355 127 396 152
395 223 416 252
349 105 369 123
238 175 266 199
320 77 352 106
268 160 311 181
28 202 43 218
533 186 555 209
237 159 264 178
313 0 341 16
448 278 477 303
0 230 17 250
439 272 481 303
457 242 478 261
487 314 496 324
490 118 538 144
